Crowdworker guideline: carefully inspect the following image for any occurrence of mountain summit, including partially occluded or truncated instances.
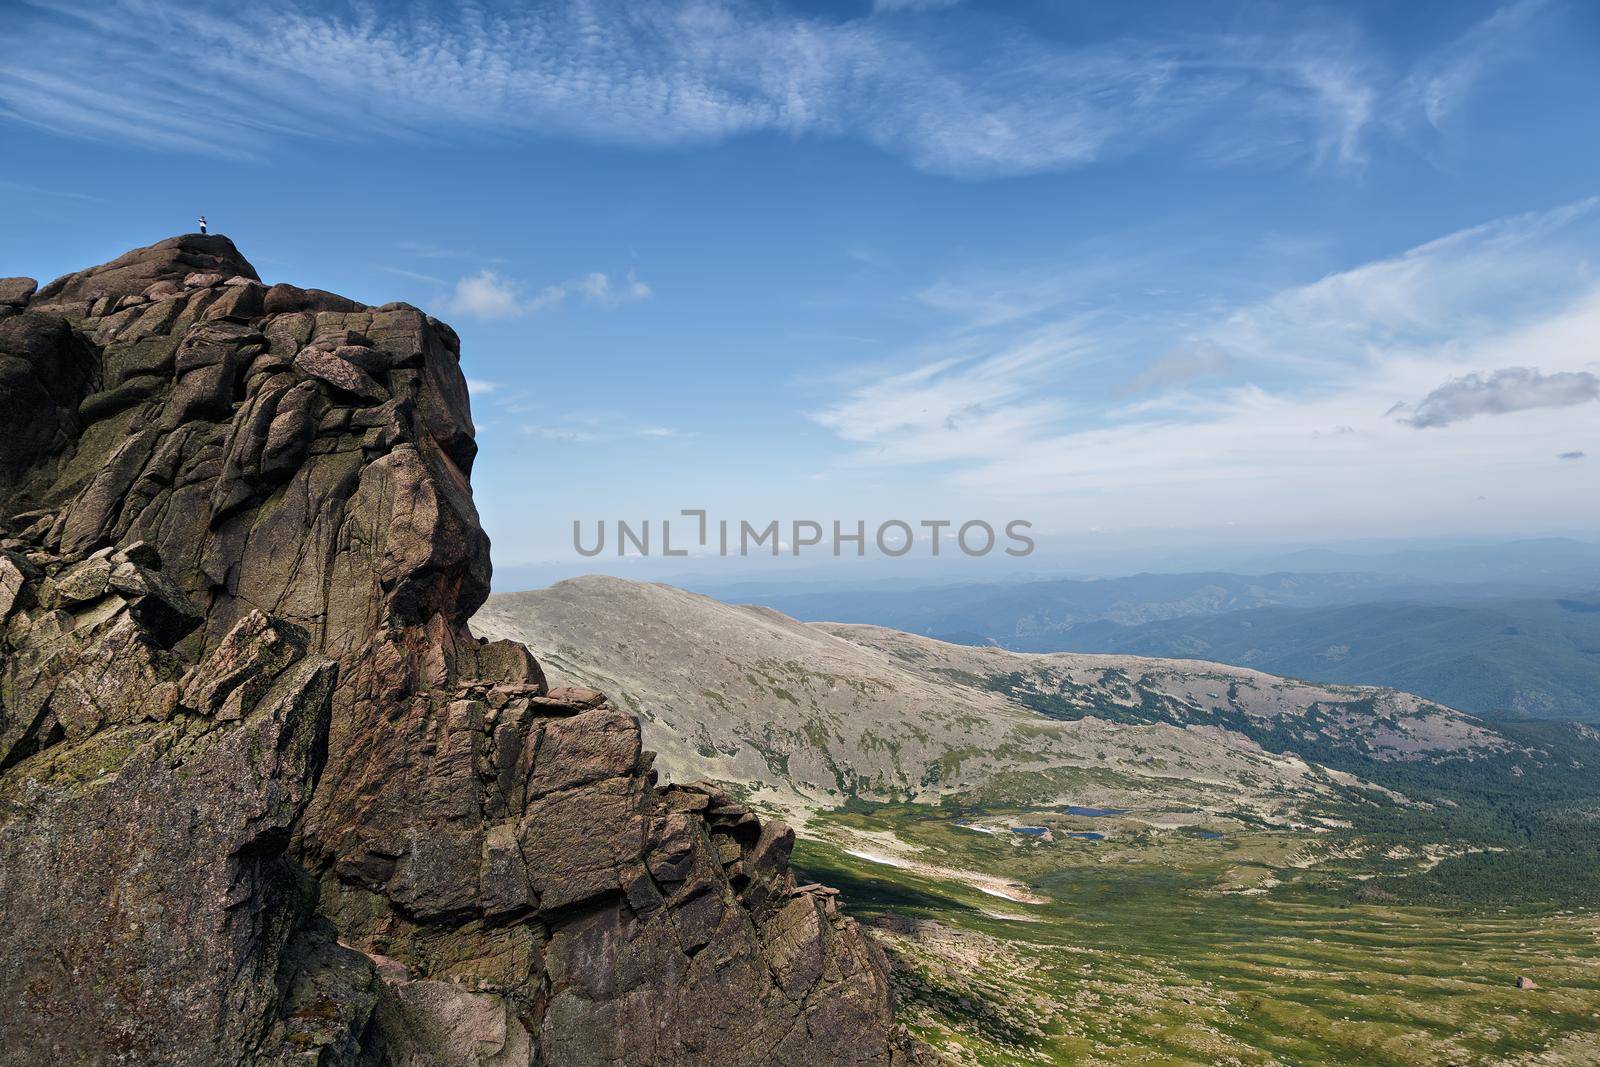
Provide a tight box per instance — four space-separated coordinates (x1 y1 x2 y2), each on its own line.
0 240 922 1065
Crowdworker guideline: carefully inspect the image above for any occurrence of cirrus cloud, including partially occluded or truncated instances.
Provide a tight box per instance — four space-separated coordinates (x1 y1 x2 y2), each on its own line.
805 197 1600 536
0 0 1556 177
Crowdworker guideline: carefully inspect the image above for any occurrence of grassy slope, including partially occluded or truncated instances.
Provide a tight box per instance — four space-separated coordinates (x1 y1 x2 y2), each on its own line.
794 804 1600 1066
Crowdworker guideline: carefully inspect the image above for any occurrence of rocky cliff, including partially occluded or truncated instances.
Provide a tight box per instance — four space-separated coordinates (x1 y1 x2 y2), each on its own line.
0 237 923 1066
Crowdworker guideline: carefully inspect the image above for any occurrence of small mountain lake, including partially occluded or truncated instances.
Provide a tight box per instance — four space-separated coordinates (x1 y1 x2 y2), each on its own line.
1008 826 1106 841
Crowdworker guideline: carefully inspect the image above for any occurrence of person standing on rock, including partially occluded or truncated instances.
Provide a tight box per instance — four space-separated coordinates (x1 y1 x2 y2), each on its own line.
198 215 207 235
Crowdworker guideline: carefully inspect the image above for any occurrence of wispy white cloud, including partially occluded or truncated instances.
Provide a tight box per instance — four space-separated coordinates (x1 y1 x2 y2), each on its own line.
809 321 1090 465
524 425 599 443
0 0 1541 178
495 403 688 445
518 420 687 444
378 265 450 286
1203 197 1600 373
0 177 104 202
397 240 500 261
873 0 963 12
442 267 652 318
1293 54 1377 168
808 198 1600 531
572 269 653 305
1123 342 1232 394
465 379 501 396
1402 0 1552 128
446 270 524 319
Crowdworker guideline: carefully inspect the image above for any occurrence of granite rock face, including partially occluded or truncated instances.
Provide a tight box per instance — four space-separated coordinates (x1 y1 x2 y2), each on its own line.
0 237 924 1065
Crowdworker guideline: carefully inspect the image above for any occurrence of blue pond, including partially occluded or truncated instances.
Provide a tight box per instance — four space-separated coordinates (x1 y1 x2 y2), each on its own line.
1195 830 1224 840
1065 806 1126 817
1008 826 1106 842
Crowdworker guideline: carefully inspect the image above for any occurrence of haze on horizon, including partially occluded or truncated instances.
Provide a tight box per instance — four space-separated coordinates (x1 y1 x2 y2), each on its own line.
3 0 1598 580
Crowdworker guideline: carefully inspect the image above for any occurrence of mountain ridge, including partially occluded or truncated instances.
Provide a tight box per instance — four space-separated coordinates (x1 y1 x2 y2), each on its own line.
474 575 1541 829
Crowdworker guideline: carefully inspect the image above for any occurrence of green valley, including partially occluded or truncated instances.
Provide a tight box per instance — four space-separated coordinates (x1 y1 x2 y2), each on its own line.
794 803 1600 1066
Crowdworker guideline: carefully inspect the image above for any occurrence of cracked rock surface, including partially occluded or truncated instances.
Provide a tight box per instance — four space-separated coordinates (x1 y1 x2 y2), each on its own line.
0 236 927 1065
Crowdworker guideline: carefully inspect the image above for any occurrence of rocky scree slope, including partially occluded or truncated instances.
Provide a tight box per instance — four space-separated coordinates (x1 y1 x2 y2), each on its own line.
0 237 922 1066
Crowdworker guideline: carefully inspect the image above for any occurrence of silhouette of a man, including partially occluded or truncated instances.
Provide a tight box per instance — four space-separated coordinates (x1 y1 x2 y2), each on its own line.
198 216 208 235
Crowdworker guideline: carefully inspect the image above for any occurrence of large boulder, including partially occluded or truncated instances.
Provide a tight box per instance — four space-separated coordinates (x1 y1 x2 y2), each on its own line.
0 276 35 308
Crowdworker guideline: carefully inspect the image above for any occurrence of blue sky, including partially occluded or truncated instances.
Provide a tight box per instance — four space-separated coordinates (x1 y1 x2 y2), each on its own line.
3 0 1599 583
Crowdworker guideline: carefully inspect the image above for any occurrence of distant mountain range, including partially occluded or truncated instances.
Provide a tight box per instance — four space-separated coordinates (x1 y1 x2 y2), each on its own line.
702 549 1600 722
1050 596 1600 723
1234 538 1600 587
726 570 1451 639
